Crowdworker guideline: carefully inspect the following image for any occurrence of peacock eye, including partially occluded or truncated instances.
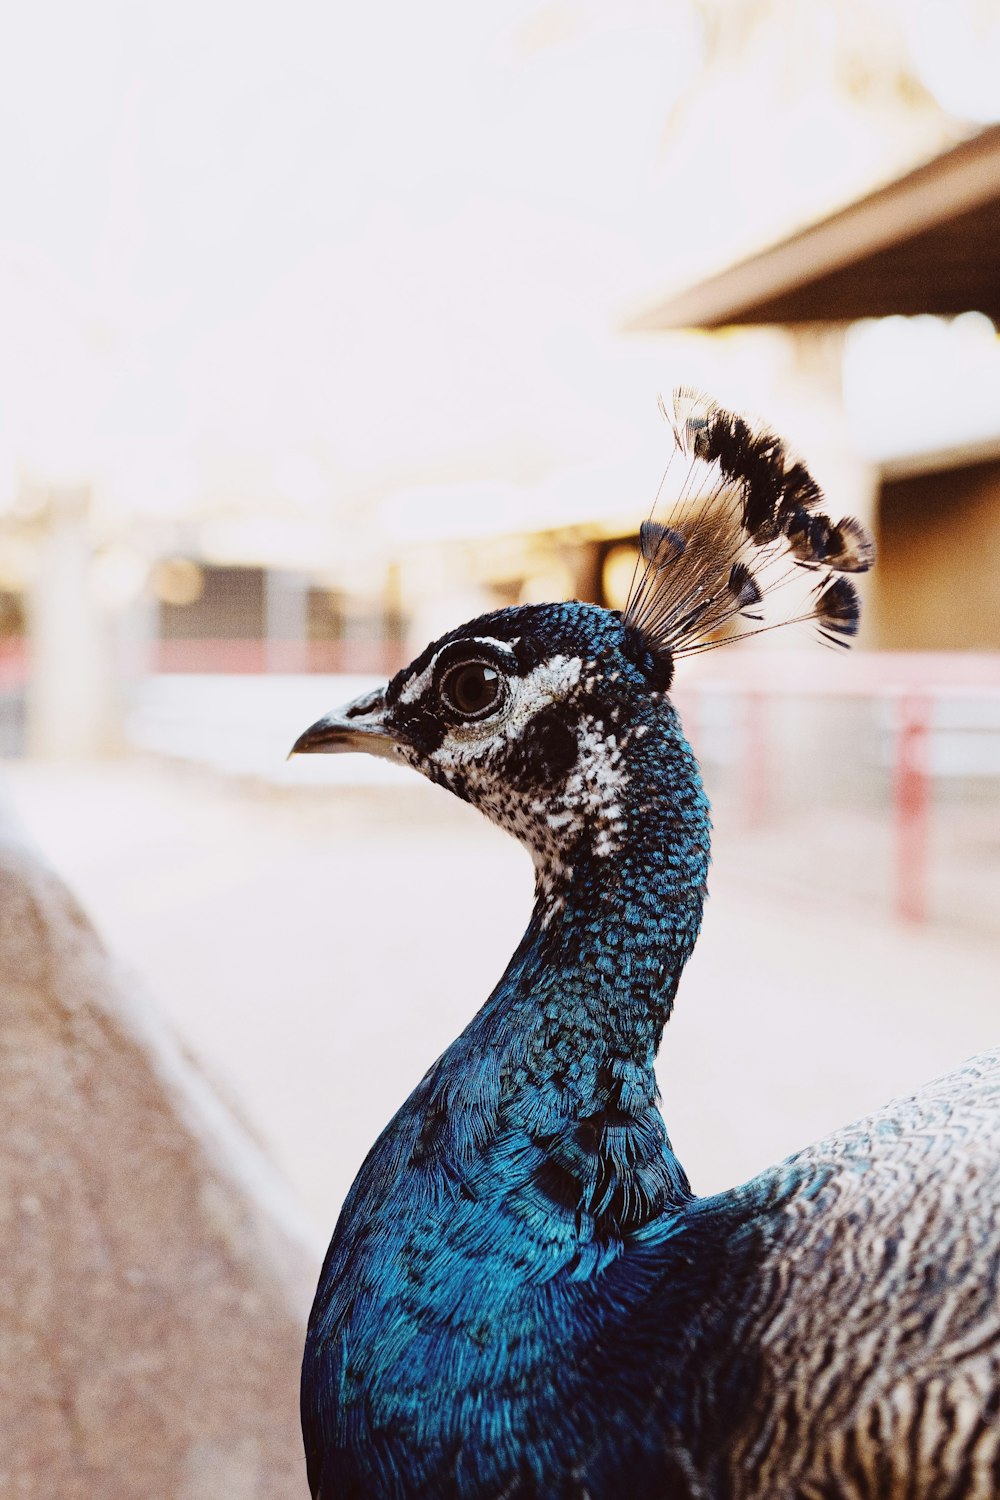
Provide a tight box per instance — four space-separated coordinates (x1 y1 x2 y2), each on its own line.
439 661 504 720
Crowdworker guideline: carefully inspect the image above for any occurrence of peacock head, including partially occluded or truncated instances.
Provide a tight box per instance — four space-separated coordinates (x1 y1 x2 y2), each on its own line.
291 600 678 871
292 390 873 875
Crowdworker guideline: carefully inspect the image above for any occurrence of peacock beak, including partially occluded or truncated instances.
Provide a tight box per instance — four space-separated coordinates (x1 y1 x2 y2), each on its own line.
289 686 399 760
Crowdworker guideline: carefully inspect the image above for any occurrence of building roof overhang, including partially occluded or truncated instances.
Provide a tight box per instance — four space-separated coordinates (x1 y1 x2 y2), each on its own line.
630 124 1000 330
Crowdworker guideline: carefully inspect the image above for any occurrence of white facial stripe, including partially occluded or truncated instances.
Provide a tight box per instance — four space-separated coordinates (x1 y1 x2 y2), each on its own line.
397 657 437 706
396 636 521 705
474 636 520 653
522 653 581 697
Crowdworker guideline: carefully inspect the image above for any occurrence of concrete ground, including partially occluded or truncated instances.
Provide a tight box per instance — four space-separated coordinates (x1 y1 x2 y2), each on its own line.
4 754 999 1240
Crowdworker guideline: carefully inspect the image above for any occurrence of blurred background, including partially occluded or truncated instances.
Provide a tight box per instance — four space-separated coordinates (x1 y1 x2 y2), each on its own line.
4 0 1000 1236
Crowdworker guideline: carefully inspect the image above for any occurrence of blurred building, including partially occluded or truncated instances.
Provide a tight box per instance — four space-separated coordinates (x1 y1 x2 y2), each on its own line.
382 124 1000 656
0 586 25 756
363 130 1000 661
151 559 398 675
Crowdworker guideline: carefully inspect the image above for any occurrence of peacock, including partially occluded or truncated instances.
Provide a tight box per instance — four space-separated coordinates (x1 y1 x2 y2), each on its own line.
292 391 1000 1499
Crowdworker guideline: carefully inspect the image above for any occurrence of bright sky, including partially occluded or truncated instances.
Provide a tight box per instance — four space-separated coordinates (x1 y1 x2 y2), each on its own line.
0 0 991 548
0 2 697 506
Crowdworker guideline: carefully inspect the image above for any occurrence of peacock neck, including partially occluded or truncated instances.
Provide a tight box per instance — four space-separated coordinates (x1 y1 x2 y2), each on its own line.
483 700 711 1098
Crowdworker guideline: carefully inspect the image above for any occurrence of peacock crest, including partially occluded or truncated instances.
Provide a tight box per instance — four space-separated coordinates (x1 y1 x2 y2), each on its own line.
623 388 875 666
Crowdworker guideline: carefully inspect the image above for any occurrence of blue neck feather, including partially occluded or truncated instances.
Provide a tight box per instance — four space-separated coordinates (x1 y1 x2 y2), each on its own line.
478 695 710 1107
302 701 727 1498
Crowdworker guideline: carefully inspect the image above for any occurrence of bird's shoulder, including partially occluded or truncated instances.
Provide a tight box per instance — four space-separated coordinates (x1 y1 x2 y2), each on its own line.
744 1045 1000 1321
768 1044 1000 1214
712 1047 1000 1498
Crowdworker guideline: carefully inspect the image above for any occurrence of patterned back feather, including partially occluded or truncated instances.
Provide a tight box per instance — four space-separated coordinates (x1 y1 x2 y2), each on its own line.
623 388 875 661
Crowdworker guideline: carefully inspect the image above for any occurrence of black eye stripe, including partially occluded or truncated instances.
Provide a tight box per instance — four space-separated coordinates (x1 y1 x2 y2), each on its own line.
500 704 580 791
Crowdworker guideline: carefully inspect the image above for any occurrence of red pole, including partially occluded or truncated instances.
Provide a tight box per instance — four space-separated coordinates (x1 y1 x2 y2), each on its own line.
893 694 931 924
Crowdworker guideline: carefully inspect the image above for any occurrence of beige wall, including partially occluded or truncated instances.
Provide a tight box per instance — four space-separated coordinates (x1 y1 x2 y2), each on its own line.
873 458 1000 650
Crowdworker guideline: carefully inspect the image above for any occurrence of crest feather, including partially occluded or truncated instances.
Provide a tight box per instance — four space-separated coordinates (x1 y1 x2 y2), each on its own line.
624 389 873 661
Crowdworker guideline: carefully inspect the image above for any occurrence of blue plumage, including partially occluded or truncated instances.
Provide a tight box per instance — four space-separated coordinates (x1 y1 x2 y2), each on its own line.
300 609 744 1497
293 395 1000 1498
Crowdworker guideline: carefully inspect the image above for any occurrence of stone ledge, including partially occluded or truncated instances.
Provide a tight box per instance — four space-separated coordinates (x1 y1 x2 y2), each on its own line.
0 810 318 1499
